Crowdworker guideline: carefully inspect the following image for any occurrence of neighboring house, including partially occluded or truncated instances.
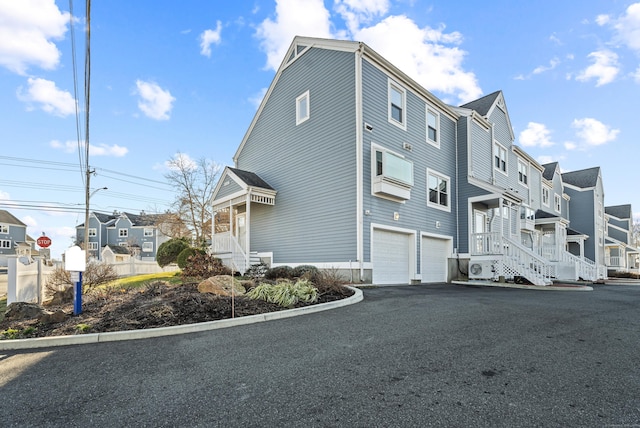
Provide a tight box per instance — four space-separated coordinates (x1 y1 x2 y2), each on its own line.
0 210 29 266
604 204 639 273
76 211 170 261
210 36 630 285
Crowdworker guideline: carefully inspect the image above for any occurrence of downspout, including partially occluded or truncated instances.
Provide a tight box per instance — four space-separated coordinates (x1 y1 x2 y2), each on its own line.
455 116 459 255
355 45 364 281
246 190 251 270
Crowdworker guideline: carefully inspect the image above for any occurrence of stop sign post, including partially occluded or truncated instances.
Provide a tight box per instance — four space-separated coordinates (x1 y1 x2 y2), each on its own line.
37 235 52 248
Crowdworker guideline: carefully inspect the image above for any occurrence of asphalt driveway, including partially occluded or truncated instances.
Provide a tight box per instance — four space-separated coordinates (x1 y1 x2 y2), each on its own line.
1 283 639 427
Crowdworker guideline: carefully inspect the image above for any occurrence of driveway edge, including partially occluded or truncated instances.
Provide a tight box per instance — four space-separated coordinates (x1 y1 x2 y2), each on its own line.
0 286 363 351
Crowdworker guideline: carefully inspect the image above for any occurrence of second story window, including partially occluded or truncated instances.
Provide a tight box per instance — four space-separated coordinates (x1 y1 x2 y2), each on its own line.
88 228 97 237
119 228 128 238
518 160 528 185
296 90 309 125
388 80 406 129
542 187 550 206
372 143 413 201
427 169 450 212
144 228 154 237
427 108 439 147
494 142 507 173
554 194 561 213
0 224 8 234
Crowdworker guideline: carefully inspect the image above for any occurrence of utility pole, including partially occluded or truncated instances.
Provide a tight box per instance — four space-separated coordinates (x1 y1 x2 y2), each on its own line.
83 0 92 263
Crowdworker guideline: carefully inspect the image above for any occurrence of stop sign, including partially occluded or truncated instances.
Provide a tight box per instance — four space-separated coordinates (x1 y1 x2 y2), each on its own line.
37 235 52 248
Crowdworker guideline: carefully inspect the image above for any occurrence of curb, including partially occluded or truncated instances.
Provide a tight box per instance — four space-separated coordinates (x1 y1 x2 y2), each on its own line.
453 280 593 291
0 287 363 351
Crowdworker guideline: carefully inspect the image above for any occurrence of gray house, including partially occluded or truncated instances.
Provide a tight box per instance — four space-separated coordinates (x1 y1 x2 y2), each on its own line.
76 211 169 261
210 36 625 285
604 204 639 272
0 210 30 266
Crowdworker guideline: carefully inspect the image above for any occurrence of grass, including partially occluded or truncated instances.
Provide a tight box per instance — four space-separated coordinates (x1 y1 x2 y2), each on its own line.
106 271 182 290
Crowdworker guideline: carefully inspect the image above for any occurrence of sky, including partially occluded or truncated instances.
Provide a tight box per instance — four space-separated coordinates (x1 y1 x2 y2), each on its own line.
1 0 639 259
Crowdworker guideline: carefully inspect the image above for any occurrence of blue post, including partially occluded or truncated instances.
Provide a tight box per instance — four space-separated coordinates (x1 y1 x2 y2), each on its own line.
74 271 83 315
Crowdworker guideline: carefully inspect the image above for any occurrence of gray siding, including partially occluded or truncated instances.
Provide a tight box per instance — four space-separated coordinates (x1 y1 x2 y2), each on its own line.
0 223 27 256
469 121 492 183
529 168 542 209
360 58 457 273
565 188 596 260
237 47 357 263
214 177 243 201
607 225 628 243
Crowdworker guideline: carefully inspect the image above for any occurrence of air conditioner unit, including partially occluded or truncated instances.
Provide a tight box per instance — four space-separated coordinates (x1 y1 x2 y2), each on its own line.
469 260 494 280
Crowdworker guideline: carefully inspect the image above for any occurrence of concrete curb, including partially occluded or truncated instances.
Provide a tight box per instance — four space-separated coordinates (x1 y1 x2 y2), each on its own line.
0 287 363 351
453 280 593 291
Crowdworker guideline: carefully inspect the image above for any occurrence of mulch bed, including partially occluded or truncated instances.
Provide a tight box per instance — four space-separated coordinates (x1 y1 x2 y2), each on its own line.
0 282 354 339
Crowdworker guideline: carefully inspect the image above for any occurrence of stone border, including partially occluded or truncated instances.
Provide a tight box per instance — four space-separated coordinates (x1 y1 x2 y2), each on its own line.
0 286 363 351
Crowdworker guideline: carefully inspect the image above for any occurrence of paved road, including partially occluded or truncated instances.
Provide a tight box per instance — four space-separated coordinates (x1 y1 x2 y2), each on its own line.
1 283 639 427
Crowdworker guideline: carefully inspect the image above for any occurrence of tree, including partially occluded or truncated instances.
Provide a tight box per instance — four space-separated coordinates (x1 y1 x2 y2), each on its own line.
156 237 190 267
164 153 221 247
633 219 640 248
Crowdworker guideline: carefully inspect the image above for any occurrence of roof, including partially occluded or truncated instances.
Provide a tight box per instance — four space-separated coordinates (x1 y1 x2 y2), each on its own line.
567 227 587 236
541 162 558 181
459 90 502 116
103 245 130 255
535 209 559 219
229 168 274 190
605 204 632 219
77 211 162 228
561 166 600 188
0 210 26 226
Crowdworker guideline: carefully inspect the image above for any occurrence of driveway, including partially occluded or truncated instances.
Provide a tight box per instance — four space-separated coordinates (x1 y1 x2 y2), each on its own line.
1 283 639 427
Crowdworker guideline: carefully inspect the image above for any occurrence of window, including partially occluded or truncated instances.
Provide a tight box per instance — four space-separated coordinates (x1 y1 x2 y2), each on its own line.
1 240 11 248
0 224 8 234
372 144 413 201
144 228 154 237
296 91 309 125
388 80 406 128
88 242 98 250
494 142 507 173
554 194 561 213
142 242 154 252
427 169 450 212
517 160 528 186
427 108 439 147
119 242 129 247
88 228 97 237
118 228 128 238
542 187 550 206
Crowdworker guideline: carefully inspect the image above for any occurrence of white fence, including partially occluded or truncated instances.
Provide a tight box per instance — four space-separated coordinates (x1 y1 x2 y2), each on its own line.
108 259 180 277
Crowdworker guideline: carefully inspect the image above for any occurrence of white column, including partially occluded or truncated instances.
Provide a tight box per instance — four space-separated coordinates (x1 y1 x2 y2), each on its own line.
246 192 251 269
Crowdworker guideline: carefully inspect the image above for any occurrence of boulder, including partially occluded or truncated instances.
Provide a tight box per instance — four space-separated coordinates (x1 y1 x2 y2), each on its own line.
4 302 47 321
46 286 74 306
198 275 246 296
39 310 69 325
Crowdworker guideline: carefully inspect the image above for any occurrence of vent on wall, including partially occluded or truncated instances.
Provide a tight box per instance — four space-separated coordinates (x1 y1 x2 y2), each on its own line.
365 123 374 132
403 142 413 151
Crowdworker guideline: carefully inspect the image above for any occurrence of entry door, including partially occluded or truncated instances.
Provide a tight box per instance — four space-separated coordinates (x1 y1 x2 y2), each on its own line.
474 210 487 253
236 213 247 252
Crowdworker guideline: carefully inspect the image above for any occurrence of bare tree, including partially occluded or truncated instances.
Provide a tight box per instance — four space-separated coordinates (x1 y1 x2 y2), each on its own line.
151 211 192 239
164 153 221 247
633 219 640 248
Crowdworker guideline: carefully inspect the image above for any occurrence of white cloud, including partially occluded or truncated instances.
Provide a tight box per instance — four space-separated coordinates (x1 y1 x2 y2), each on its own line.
0 190 10 199
50 140 128 157
572 118 620 146
610 2 640 53
256 0 333 71
564 141 578 150
21 215 37 227
134 80 175 120
0 0 70 74
165 152 197 171
633 65 640 83
200 21 222 57
249 87 268 109
335 0 389 33
519 122 554 148
17 77 76 117
576 50 620 86
353 15 482 103
596 14 611 26
537 155 555 164
533 58 560 74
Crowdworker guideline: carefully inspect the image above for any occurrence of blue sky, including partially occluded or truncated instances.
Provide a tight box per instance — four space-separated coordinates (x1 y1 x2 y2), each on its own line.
1 0 639 259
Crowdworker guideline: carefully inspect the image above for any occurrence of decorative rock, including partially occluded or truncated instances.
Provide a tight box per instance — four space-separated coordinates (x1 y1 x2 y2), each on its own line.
4 302 47 320
39 310 69 325
198 275 246 296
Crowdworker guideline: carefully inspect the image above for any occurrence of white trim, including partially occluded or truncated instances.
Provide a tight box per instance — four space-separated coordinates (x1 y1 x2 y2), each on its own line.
142 242 153 252
493 141 508 176
371 223 418 282
118 228 128 238
271 261 373 270
388 78 407 130
426 106 440 148
0 239 12 249
88 228 97 237
426 168 451 213
542 185 551 207
554 193 562 213
355 48 364 278
419 232 453 282
517 158 529 187
295 90 310 125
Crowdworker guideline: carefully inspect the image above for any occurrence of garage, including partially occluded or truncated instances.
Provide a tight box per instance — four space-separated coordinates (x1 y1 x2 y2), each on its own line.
421 235 451 283
372 228 412 284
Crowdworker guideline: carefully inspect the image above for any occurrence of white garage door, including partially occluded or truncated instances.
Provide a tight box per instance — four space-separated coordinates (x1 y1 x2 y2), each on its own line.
421 236 450 283
372 229 411 285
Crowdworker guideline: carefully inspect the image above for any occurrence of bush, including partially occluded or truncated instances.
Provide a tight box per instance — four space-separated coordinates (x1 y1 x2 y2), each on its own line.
156 238 190 267
176 247 203 269
181 253 231 280
246 262 269 281
264 265 294 280
292 265 319 278
246 279 318 307
311 267 349 295
45 261 119 295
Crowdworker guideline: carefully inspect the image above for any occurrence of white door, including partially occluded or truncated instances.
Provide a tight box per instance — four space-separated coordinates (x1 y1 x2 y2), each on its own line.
236 213 246 252
421 236 451 283
372 229 411 285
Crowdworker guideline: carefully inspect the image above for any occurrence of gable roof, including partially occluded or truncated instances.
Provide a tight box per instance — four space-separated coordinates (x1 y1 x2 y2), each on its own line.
561 166 601 188
229 167 274 190
0 210 26 226
541 162 558 181
78 211 162 228
605 204 632 219
459 90 501 116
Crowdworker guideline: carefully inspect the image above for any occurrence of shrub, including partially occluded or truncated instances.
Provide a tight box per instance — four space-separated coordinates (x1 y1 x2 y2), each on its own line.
45 261 119 295
246 279 318 307
176 247 203 269
181 253 231 280
245 262 269 281
312 267 349 295
292 265 319 278
156 238 190 267
264 265 294 280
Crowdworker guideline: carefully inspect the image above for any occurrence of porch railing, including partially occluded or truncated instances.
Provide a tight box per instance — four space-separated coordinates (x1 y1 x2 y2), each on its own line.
211 232 248 274
470 232 502 255
560 251 597 281
500 236 553 286
606 256 622 268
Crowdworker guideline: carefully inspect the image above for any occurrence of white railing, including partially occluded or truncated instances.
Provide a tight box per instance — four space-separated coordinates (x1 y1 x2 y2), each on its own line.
500 236 553 286
211 232 248 274
606 256 622 268
560 251 597 281
470 232 502 255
